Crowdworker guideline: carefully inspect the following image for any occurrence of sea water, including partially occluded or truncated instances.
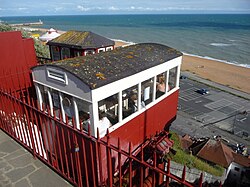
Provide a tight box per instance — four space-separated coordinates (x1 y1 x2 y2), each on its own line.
2 14 250 68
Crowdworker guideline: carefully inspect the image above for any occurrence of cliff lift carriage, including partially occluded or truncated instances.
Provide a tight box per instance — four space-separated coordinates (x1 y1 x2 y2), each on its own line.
47 30 115 61
31 43 182 184
32 43 182 139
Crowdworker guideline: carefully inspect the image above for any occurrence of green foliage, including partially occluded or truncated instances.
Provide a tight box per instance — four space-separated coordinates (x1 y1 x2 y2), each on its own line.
0 23 50 58
0 23 13 32
168 131 224 176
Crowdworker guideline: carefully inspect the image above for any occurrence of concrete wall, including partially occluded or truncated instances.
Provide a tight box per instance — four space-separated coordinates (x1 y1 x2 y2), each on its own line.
168 161 227 184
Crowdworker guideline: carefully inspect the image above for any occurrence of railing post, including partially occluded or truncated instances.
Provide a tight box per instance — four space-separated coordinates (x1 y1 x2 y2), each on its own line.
118 138 122 187
107 130 113 187
140 145 144 187
198 172 203 187
165 159 170 187
129 142 133 187
182 165 186 182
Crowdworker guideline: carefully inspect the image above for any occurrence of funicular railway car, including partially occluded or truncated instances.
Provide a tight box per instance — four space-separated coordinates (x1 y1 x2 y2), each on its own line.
31 43 182 185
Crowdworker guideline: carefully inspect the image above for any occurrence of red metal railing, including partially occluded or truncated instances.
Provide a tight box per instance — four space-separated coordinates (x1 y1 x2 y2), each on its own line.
0 74 221 187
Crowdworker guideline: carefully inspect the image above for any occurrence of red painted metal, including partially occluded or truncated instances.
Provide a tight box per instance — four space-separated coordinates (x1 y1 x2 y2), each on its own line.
0 32 36 91
108 91 178 149
198 172 203 187
0 74 220 187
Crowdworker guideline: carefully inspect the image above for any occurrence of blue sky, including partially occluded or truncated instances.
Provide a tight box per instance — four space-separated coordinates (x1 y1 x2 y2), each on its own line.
1 0 250 16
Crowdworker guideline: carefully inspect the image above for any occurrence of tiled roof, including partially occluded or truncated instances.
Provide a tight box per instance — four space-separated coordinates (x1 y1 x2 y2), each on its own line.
232 152 250 167
196 140 234 168
180 134 193 151
47 30 115 49
41 43 182 89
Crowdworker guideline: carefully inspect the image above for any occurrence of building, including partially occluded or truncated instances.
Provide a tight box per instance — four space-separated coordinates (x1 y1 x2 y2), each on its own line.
47 30 115 61
225 152 250 187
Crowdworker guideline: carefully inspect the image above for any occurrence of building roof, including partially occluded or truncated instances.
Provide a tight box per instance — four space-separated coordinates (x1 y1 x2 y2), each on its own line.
47 30 115 49
39 28 61 42
180 134 193 151
34 43 182 90
232 152 250 167
196 139 234 168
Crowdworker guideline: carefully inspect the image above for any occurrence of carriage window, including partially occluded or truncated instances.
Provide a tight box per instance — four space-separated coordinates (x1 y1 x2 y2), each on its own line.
106 47 113 51
156 73 166 99
38 85 49 110
98 93 119 126
141 78 154 106
47 69 67 84
49 89 61 118
61 93 74 120
98 48 105 53
61 47 70 59
122 85 138 119
85 50 95 56
169 67 178 91
51 46 60 61
74 50 81 57
75 98 91 132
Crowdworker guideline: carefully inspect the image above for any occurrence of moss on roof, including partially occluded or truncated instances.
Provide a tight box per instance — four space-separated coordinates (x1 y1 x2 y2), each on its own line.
47 30 115 49
36 43 182 89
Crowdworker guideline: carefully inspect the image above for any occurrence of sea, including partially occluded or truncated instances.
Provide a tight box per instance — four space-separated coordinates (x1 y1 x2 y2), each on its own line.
1 14 250 68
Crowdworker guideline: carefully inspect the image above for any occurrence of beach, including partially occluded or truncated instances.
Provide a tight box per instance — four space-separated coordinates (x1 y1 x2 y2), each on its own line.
181 55 250 94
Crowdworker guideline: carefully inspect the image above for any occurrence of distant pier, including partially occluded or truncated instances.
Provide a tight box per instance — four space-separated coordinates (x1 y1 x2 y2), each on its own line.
10 20 43 27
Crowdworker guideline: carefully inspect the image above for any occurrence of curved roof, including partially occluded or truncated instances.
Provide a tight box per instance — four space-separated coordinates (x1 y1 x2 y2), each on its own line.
33 43 182 89
47 30 115 49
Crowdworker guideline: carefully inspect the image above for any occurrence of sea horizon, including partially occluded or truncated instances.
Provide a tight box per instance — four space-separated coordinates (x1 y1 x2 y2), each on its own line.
1 14 250 68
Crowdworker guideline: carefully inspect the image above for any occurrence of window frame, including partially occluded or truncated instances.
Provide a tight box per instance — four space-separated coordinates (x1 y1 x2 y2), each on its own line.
47 68 68 85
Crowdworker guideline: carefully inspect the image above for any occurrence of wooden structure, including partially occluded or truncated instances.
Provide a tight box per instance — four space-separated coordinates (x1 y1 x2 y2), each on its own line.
47 30 115 61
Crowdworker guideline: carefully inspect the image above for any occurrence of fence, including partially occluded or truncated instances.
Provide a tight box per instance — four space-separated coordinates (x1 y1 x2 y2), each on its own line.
0 76 220 187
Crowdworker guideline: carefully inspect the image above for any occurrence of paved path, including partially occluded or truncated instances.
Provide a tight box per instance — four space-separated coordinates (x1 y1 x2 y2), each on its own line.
0 130 72 187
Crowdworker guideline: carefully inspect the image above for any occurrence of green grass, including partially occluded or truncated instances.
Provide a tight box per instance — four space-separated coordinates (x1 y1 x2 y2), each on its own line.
167 132 224 177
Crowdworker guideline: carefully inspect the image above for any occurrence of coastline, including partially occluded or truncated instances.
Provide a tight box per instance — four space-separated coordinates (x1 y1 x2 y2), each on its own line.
182 54 250 94
29 27 250 94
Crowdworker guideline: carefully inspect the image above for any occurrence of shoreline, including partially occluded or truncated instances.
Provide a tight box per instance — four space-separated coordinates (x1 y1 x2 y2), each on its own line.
181 54 250 94
28 27 250 94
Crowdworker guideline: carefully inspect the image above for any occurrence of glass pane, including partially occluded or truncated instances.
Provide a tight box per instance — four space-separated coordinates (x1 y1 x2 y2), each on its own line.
38 84 49 110
98 93 118 126
75 98 91 132
169 67 177 91
85 50 94 55
61 93 74 120
122 85 138 119
141 78 154 106
61 47 70 59
156 73 166 99
48 88 61 118
74 50 81 57
51 46 60 61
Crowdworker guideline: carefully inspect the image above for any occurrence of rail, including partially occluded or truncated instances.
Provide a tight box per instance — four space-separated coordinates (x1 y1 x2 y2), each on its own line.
0 72 222 187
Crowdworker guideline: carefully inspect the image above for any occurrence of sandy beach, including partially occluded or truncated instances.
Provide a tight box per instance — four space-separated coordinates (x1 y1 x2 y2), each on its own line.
29 27 250 94
182 55 250 94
